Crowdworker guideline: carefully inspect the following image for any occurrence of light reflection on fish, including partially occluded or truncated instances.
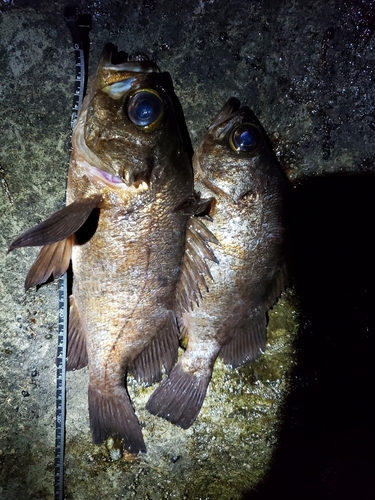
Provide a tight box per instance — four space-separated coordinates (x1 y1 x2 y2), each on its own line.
8 44 196 453
147 98 289 428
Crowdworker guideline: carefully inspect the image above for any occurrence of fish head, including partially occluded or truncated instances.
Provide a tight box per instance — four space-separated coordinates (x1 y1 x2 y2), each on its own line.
70 43 191 200
193 97 280 204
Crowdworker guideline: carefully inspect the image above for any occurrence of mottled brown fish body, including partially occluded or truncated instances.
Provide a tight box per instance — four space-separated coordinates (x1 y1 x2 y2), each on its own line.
69 46 192 452
147 98 288 428
8 44 193 453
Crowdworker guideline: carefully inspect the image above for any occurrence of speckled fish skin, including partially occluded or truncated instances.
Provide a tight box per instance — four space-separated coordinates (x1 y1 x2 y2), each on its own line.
70 45 193 452
8 44 193 453
146 98 288 429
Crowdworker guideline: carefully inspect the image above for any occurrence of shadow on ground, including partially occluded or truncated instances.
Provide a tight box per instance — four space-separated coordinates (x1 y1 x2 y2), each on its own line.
243 172 375 500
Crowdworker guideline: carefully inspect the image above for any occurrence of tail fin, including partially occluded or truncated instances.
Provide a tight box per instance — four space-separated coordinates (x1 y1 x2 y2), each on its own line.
88 384 146 454
146 363 211 429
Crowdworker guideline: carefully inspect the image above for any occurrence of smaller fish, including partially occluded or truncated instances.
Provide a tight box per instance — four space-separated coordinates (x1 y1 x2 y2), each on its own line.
147 98 289 428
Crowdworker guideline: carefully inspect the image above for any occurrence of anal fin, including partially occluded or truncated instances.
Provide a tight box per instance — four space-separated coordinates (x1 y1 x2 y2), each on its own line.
129 311 179 385
67 295 88 371
219 308 267 368
146 362 211 429
88 384 146 454
25 236 73 291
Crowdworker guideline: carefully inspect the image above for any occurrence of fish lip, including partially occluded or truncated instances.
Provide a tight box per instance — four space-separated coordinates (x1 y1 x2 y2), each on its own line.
82 163 150 191
208 97 243 130
97 44 161 98
83 164 125 188
209 98 258 140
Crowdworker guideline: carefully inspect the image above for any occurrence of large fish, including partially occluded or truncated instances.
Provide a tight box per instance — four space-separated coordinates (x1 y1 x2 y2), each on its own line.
8 44 195 453
147 98 289 428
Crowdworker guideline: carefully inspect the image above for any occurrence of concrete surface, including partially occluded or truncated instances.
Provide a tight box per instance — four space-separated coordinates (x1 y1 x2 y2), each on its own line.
1 0 374 499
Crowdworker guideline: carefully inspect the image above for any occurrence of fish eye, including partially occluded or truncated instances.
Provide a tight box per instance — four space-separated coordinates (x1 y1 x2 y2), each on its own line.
229 123 262 153
126 89 164 130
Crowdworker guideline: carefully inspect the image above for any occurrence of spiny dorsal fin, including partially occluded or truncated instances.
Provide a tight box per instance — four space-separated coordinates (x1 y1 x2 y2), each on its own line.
175 216 219 315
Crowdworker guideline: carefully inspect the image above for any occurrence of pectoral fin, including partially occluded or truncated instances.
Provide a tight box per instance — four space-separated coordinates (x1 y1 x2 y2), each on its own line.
7 194 103 252
25 236 73 290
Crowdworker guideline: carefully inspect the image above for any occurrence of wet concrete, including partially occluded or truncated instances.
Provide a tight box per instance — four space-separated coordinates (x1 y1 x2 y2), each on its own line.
0 0 374 499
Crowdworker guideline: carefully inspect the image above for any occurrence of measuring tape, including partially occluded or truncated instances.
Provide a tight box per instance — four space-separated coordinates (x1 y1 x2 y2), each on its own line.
54 7 91 500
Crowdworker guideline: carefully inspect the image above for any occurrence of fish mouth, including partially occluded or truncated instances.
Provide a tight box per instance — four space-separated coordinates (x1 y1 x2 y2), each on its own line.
208 97 243 130
97 43 161 97
208 97 258 139
84 164 124 187
83 164 149 190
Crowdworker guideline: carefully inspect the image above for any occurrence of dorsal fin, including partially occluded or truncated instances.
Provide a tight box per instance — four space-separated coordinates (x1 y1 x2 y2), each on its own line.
219 262 290 368
175 216 219 315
